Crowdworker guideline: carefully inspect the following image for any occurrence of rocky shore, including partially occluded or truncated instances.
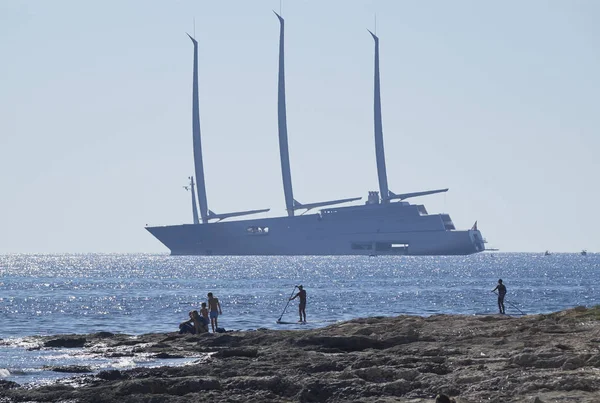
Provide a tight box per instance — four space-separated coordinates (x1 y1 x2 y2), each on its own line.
2 307 600 402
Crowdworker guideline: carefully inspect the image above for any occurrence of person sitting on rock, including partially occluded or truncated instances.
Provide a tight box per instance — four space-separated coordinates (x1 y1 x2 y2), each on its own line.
179 311 196 334
200 302 210 330
491 279 507 314
191 310 208 333
179 310 206 334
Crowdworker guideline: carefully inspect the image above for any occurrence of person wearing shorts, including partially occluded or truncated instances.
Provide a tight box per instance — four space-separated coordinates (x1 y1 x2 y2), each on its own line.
290 285 307 323
207 292 222 332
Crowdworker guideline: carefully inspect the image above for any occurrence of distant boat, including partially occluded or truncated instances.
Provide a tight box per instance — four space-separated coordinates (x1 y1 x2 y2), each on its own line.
581 250 587 256
544 250 551 256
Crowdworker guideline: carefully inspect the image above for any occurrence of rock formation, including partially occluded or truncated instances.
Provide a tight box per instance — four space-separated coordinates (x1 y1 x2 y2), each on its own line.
2 306 600 402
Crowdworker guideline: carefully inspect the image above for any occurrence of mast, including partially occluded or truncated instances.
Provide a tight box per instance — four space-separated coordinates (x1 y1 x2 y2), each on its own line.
182 34 271 223
366 32 449 204
270 12 361 213
274 12 295 217
189 176 200 224
368 31 390 203
187 34 209 223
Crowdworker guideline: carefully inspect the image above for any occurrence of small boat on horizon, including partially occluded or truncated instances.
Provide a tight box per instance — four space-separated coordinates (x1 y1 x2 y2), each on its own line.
581 249 587 256
544 250 551 256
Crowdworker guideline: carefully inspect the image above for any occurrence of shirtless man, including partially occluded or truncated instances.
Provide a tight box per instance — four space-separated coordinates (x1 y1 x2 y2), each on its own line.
207 292 222 332
290 285 307 323
491 279 507 314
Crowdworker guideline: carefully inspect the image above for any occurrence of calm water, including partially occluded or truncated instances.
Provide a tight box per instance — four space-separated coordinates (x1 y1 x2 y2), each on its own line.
1 253 598 383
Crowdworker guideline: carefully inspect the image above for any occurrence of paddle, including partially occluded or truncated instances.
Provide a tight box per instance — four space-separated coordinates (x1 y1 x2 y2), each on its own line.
276 285 297 324
493 291 526 315
505 298 526 315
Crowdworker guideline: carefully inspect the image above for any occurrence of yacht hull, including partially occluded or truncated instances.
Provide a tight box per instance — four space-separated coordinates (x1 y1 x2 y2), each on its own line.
146 203 485 256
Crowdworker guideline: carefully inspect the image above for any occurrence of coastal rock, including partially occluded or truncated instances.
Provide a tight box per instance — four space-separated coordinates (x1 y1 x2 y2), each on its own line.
114 378 169 395
96 369 127 381
561 356 585 370
2 306 600 402
380 379 413 396
585 354 600 367
0 380 19 390
43 336 86 348
296 335 384 351
167 377 221 395
354 366 398 383
214 347 258 358
153 352 185 359
46 365 93 373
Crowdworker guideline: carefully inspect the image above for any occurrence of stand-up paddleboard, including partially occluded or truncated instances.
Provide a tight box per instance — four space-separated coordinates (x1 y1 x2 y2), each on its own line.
473 312 526 317
276 319 336 325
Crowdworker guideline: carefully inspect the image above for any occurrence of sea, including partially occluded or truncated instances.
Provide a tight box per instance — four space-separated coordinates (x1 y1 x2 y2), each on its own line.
1 253 598 385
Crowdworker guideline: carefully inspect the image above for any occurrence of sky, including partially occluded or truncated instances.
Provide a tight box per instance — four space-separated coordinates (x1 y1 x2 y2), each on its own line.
0 0 598 253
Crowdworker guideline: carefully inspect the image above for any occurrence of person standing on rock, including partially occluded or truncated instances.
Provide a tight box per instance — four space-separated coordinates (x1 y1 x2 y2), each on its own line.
207 292 222 333
290 285 307 323
491 279 507 314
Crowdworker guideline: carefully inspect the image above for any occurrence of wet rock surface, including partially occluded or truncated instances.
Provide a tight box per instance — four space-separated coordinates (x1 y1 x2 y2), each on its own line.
2 306 600 402
44 366 94 374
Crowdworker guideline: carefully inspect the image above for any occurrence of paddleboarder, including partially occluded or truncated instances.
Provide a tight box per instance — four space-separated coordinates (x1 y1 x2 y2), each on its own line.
290 285 307 322
491 279 506 314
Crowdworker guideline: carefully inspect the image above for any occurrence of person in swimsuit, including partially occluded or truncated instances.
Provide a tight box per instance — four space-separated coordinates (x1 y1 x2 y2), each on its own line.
492 279 507 314
207 292 222 332
290 285 307 323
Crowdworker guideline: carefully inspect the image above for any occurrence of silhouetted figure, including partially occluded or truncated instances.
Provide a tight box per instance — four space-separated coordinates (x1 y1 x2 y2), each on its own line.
290 285 307 322
207 292 222 333
179 310 206 334
492 279 507 314
200 302 209 326
179 311 195 334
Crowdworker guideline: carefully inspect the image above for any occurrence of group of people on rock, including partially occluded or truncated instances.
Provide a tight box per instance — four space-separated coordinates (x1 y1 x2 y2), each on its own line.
177 285 309 335
172 280 510 403
179 292 223 334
